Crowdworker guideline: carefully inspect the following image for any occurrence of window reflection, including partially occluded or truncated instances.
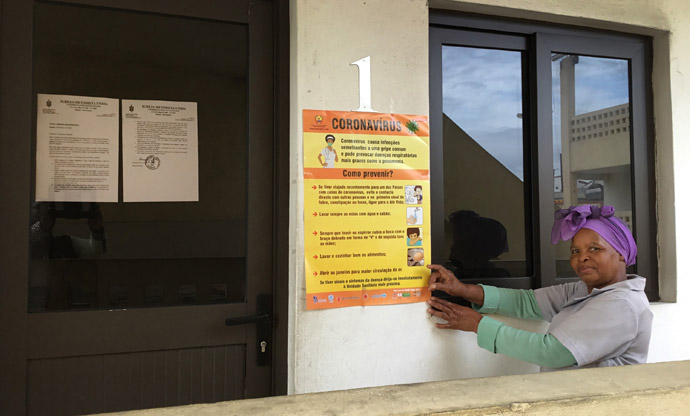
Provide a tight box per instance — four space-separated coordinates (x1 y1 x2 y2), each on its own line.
441 46 528 279
551 54 634 277
30 202 107 260
29 3 248 312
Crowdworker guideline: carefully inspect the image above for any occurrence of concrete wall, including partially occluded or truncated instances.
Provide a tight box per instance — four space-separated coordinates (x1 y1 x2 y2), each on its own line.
289 0 689 394
570 135 630 171
97 360 690 416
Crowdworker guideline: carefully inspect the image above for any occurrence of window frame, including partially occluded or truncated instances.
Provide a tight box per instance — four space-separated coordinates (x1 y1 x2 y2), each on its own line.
429 11 657 300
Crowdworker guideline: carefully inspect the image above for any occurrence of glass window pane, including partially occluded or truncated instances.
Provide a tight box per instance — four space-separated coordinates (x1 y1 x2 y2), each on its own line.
441 46 528 279
29 3 248 311
551 54 634 278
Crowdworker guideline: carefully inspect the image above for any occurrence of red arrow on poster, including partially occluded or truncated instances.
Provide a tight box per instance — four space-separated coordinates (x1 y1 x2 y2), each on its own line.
313 212 318 216
312 185 317 190
313 231 318 236
313 255 318 259
313 271 318 276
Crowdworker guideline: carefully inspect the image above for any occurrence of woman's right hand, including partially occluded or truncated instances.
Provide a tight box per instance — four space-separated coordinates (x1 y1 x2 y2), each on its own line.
427 264 464 297
427 264 485 306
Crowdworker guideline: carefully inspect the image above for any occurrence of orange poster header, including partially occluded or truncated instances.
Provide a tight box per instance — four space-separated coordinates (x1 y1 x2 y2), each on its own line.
303 109 429 137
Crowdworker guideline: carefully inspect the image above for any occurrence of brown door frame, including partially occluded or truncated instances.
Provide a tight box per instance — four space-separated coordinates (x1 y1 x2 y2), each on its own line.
273 0 290 397
0 0 289 413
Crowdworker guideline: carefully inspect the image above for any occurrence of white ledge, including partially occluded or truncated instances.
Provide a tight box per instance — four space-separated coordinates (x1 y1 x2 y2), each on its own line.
95 360 690 415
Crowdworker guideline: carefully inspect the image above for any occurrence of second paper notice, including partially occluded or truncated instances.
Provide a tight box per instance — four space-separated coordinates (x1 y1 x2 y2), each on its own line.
122 99 199 202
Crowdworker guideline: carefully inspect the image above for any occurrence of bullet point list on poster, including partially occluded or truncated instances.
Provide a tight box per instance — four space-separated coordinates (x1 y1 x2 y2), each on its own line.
311 211 394 217
314 252 387 259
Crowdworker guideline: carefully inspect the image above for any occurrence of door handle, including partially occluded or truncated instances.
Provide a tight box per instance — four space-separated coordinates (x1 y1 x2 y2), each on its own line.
224 294 272 366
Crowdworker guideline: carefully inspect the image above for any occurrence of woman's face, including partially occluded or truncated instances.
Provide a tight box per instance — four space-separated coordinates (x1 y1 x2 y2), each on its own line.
570 228 626 291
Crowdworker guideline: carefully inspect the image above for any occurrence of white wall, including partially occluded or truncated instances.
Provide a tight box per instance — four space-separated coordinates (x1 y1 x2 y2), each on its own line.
289 0 689 394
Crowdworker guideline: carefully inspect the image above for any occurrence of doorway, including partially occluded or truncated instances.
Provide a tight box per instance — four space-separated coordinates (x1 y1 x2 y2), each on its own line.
0 0 288 414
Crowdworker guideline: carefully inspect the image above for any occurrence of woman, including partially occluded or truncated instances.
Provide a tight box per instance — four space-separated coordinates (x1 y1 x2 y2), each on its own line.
426 205 653 370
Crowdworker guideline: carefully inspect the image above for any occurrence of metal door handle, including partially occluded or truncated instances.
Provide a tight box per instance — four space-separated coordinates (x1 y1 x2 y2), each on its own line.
224 294 272 366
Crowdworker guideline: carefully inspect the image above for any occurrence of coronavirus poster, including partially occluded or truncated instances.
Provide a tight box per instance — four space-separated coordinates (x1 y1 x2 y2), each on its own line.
303 109 431 310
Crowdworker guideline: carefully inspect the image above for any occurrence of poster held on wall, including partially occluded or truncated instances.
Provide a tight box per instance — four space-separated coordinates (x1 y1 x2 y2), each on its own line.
303 109 431 310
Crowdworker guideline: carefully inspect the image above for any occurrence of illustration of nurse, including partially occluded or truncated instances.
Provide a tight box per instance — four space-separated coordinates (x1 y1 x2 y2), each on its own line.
317 134 339 168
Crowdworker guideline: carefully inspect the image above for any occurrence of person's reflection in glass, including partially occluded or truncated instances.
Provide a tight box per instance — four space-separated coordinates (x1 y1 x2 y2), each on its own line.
446 210 510 278
30 202 107 259
29 202 107 311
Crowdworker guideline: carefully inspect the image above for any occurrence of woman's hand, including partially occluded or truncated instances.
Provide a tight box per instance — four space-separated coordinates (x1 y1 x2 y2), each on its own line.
427 264 485 305
427 297 482 333
427 264 464 297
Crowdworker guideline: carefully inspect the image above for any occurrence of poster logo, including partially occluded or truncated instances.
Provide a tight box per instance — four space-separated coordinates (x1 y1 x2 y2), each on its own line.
46 99 52 108
371 293 387 299
129 105 135 112
405 120 420 135
307 113 328 131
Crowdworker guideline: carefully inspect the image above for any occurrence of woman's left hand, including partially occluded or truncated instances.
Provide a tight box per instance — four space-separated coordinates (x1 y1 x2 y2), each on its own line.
427 297 483 333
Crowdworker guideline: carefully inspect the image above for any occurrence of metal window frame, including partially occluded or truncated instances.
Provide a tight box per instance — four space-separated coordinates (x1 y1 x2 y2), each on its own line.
429 11 657 300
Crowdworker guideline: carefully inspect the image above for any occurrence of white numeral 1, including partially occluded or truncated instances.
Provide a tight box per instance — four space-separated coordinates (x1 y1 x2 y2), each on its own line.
350 56 377 112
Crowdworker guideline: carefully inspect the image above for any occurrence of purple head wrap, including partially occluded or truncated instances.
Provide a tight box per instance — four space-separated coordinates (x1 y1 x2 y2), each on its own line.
551 205 637 266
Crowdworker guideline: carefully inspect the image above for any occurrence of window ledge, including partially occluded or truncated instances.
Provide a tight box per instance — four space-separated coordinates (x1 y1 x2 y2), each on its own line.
96 361 690 415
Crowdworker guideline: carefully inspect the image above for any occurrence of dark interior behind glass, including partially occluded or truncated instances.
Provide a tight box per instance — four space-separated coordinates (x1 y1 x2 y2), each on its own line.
30 2 248 311
441 45 528 282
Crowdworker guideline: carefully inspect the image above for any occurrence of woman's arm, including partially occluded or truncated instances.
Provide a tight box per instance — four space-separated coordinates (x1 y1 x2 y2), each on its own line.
478 317 577 368
475 286 544 320
427 264 544 319
427 297 576 368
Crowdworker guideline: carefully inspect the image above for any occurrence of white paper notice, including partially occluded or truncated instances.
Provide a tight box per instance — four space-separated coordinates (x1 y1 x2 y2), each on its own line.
36 94 119 202
122 100 199 202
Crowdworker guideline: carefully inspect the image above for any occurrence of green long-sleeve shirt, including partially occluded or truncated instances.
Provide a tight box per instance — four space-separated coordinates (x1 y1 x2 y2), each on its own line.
473 285 577 368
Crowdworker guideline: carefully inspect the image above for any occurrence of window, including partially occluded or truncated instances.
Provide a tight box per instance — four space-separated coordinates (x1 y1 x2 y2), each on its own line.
430 12 657 300
29 2 252 311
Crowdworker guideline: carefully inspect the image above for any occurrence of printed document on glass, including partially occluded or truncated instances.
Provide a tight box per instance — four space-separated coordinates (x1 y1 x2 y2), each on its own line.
35 94 119 202
122 99 199 202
